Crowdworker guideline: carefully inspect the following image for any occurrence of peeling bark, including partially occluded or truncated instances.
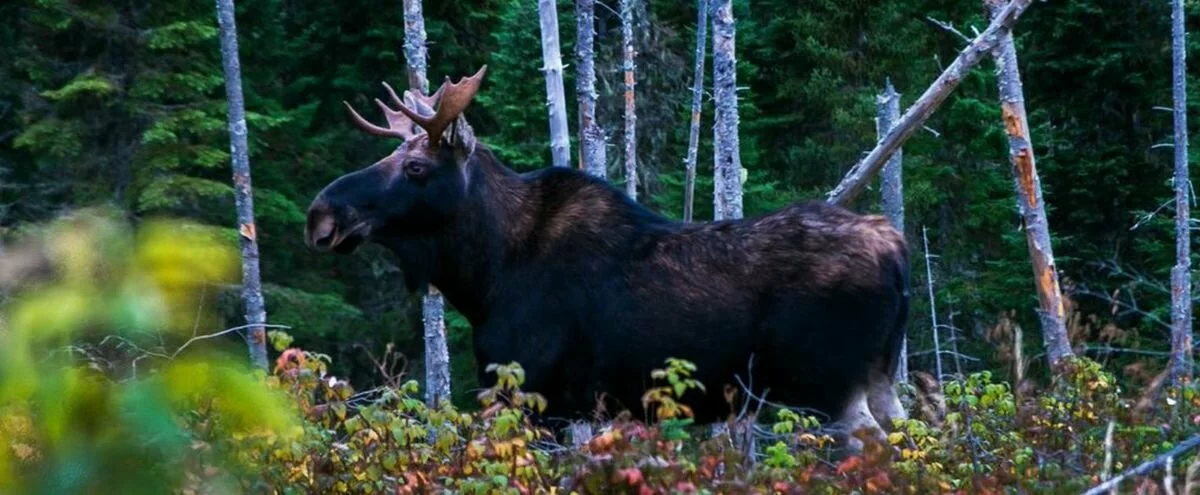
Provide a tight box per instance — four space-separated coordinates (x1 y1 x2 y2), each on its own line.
878 80 907 384
710 0 742 221
986 0 1072 369
403 0 451 406
826 0 1035 206
683 0 707 223
576 0 607 179
402 0 429 94
1170 0 1193 384
215 0 268 370
621 0 638 199
538 0 572 169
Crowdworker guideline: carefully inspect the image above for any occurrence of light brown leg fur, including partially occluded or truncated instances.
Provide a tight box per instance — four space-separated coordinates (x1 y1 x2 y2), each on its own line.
833 388 885 454
866 369 908 432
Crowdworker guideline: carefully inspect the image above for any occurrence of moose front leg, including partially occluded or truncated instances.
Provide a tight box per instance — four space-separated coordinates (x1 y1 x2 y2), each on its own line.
471 320 580 421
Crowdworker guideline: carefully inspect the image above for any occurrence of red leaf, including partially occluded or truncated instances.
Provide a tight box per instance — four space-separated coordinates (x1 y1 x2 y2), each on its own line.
836 455 863 475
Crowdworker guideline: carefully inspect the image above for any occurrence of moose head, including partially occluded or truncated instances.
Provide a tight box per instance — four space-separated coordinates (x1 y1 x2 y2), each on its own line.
305 66 488 255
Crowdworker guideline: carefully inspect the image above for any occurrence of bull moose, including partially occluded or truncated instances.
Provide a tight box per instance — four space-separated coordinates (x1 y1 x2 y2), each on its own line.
304 66 911 450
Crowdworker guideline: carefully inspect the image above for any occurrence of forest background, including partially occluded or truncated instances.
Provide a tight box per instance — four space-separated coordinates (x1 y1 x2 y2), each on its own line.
1 0 1195 409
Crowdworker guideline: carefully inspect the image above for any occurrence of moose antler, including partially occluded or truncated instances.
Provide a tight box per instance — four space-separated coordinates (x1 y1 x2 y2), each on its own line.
342 66 487 145
391 65 488 146
342 81 422 140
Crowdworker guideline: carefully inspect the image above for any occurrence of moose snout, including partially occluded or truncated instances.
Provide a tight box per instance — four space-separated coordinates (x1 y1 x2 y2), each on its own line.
305 201 338 251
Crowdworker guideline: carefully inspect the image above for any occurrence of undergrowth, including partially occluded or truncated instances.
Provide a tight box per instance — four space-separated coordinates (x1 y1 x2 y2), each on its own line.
3 212 1200 494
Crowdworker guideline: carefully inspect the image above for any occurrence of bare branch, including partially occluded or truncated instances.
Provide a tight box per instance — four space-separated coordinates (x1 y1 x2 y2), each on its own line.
926 16 972 43
170 323 292 361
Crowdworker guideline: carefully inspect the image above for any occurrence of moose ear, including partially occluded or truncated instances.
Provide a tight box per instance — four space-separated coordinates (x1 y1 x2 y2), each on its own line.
443 114 476 162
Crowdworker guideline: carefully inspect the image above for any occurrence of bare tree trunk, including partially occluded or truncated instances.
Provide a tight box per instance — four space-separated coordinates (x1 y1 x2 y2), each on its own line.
621 0 638 199
683 0 707 223
403 0 429 94
404 0 451 406
710 0 750 451
985 0 1073 369
214 0 268 370
878 80 907 384
710 0 742 221
538 0 572 169
576 0 607 179
1169 0 1193 385
421 286 450 404
922 226 944 383
826 0 1035 206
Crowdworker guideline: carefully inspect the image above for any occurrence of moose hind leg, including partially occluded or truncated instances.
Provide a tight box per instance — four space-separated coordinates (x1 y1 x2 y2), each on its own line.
866 369 907 432
832 388 885 454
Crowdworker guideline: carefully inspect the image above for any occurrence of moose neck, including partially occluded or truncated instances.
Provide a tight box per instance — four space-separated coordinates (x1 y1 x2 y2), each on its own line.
385 145 534 326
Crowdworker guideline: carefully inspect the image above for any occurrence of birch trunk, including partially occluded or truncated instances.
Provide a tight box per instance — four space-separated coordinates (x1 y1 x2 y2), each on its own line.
621 0 638 199
826 0 1035 206
1170 0 1193 384
878 81 907 383
575 0 607 179
710 0 742 221
683 0 707 223
538 0 572 169
214 0 268 370
985 0 1072 368
403 0 451 405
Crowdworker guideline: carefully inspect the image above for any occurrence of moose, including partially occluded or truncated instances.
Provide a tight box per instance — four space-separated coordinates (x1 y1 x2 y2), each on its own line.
305 66 911 450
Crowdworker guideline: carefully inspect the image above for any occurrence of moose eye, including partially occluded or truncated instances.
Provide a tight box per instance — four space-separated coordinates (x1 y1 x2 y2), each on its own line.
403 160 431 180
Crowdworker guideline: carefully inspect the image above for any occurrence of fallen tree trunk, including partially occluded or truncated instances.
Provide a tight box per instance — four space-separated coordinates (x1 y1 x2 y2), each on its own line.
825 0 1034 206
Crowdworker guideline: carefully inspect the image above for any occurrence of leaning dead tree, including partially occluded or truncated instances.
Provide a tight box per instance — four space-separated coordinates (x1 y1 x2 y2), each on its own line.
214 0 268 370
682 0 707 223
826 0 1034 207
621 0 638 199
710 0 742 221
575 0 607 179
403 0 452 406
538 0 572 169
984 0 1073 368
878 80 908 383
1169 0 1193 384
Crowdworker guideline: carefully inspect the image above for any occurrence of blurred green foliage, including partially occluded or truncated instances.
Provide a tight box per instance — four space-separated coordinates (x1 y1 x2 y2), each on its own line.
0 211 299 494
